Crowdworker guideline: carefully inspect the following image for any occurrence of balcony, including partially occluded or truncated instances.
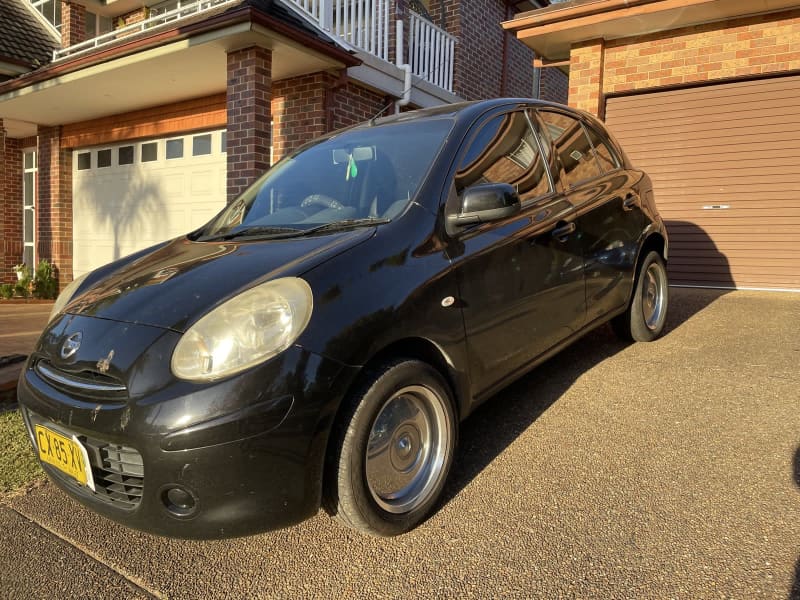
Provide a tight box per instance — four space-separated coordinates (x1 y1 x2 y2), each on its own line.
53 0 456 93
288 0 455 92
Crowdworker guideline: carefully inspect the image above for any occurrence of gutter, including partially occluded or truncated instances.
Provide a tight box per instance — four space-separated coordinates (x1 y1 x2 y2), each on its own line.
503 0 658 31
0 5 360 96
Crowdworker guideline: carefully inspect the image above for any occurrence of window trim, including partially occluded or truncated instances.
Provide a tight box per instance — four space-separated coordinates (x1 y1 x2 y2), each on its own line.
22 149 37 268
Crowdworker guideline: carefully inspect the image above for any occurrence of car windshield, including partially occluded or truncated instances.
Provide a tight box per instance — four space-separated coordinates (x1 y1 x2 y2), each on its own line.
197 118 454 240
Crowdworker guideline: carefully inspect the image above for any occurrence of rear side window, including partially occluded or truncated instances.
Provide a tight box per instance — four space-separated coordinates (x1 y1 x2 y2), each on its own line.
538 111 600 189
584 124 619 173
456 111 552 202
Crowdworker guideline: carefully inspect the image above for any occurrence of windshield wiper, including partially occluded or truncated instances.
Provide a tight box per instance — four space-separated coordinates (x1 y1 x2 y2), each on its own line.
197 218 389 242
296 217 390 236
196 225 304 242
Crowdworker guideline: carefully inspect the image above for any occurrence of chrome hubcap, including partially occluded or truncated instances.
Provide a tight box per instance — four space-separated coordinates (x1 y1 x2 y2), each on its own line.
365 385 450 514
642 262 666 330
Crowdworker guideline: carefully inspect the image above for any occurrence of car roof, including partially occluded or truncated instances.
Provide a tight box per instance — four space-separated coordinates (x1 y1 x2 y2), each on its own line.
364 98 590 128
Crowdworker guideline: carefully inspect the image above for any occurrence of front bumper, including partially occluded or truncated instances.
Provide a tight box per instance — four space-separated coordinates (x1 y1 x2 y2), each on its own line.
17 315 358 539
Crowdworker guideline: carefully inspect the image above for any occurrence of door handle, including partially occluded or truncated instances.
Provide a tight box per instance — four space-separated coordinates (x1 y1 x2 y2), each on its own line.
551 222 576 241
623 194 638 210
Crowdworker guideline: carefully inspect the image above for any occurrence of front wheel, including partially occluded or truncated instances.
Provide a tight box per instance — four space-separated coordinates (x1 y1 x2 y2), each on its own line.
612 250 669 342
324 359 456 536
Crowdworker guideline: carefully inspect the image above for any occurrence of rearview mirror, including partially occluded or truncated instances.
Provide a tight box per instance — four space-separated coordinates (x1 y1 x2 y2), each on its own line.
332 146 375 164
447 183 521 227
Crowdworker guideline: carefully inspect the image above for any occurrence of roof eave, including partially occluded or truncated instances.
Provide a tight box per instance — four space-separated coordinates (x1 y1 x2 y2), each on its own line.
502 0 800 61
0 5 359 96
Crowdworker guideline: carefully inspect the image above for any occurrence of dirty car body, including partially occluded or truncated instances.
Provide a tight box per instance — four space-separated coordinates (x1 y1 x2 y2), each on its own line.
18 99 669 538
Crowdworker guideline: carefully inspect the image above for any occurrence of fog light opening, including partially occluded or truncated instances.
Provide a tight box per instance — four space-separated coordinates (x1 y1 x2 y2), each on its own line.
161 485 198 518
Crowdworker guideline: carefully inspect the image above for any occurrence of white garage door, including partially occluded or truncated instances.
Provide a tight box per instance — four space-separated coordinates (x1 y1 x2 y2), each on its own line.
73 130 227 277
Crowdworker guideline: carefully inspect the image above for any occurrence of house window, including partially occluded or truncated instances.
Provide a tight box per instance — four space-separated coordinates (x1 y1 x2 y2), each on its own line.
119 146 135 165
97 149 112 168
166 139 184 159
23 150 37 268
77 152 92 170
29 1 62 33
142 142 158 162
192 134 212 156
85 11 113 39
221 131 227 153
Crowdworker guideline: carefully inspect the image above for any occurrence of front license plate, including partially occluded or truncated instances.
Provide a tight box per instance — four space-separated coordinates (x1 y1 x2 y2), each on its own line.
34 425 95 491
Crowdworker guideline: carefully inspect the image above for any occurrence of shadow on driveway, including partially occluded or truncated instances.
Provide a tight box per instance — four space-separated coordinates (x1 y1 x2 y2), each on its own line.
442 286 729 504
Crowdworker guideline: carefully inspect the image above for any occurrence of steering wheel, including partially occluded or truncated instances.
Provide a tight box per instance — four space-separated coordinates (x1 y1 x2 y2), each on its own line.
301 194 344 211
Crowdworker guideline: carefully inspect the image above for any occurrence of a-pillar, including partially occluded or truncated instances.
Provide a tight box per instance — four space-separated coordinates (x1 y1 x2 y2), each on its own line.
61 1 87 48
568 38 605 118
37 126 73 289
226 46 272 202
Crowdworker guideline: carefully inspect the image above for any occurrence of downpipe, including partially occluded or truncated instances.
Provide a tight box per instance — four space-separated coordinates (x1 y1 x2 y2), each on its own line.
395 19 412 113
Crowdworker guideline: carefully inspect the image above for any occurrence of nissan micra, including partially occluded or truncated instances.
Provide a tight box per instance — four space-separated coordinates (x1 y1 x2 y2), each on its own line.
19 99 669 538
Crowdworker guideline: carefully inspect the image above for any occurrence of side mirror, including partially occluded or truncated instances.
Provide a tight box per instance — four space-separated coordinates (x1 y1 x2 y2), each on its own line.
447 183 521 227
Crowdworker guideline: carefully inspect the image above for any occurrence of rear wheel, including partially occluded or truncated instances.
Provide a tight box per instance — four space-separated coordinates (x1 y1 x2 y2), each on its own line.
324 359 456 536
612 250 669 342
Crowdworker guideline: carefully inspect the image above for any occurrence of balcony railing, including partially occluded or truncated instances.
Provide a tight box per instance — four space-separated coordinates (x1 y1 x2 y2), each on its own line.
408 10 455 93
53 0 456 93
288 1 455 92
53 0 239 61
291 0 391 62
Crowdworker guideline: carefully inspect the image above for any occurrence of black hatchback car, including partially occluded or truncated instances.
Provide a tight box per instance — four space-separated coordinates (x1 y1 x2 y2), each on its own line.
19 99 668 538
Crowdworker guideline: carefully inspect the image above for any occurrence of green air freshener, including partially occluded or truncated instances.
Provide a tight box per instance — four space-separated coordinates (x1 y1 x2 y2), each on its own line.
346 154 358 181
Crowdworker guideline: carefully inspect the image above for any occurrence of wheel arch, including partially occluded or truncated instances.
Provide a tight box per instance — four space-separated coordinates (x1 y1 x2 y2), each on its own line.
356 337 469 422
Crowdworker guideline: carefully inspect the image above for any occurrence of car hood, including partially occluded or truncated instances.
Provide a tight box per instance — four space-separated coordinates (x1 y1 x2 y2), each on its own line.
65 229 376 332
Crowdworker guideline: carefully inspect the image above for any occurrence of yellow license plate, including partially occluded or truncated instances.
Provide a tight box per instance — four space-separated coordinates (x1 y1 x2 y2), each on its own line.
34 425 94 490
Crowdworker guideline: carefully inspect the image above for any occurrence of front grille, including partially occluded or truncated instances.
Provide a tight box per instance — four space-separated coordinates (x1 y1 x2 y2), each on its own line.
85 437 144 509
27 411 144 510
34 360 128 402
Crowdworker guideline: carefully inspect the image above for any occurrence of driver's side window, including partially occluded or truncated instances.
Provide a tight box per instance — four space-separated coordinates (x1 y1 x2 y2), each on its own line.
455 110 552 203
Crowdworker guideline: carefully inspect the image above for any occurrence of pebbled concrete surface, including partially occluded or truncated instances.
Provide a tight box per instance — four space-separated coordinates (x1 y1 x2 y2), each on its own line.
2 289 799 599
0 506 152 599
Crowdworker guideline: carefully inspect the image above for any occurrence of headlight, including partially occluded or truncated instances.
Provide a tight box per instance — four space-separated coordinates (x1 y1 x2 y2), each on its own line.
171 277 313 382
49 272 91 322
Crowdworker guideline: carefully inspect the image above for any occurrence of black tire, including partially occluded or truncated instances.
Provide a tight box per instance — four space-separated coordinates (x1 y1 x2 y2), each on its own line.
612 250 669 342
324 359 457 536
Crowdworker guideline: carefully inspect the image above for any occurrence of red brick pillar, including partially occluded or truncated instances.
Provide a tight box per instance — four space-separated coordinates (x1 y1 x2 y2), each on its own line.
568 38 605 117
37 126 73 288
2 136 23 284
0 121 6 283
226 46 272 202
271 73 330 164
61 1 87 48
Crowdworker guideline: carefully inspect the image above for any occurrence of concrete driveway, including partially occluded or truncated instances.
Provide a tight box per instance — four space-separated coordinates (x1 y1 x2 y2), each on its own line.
1 289 799 599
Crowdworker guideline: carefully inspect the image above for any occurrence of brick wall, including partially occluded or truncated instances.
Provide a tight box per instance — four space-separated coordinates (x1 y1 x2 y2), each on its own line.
37 127 73 288
272 73 386 163
603 9 800 94
329 80 386 131
412 0 534 99
61 1 87 48
2 138 24 283
539 67 569 104
226 46 272 202
568 39 605 116
272 73 329 163
569 9 800 117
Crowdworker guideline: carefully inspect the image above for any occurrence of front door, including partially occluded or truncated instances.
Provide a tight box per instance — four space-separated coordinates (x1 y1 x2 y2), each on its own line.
446 109 585 401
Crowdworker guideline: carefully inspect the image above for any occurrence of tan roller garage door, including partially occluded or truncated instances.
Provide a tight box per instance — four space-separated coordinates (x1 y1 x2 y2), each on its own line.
606 75 800 290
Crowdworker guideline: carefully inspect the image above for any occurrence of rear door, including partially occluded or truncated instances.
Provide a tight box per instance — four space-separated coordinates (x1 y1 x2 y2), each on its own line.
446 108 585 400
536 110 645 323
